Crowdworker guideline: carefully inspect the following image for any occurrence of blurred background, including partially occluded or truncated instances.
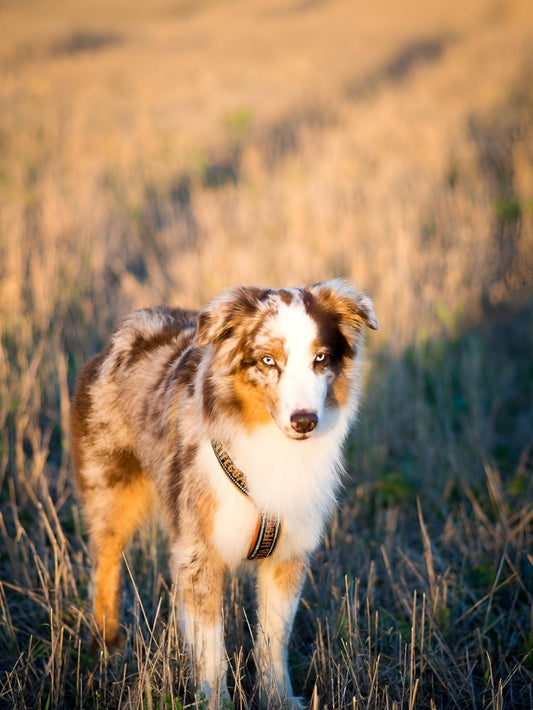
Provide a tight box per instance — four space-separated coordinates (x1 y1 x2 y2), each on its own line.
2 0 532 333
1 1 532 708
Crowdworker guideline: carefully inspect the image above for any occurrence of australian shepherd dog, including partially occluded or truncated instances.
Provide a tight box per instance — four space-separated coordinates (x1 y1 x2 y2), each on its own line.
71 279 378 708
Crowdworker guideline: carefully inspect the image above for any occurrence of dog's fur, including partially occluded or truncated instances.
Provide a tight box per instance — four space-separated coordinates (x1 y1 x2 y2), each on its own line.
71 279 377 708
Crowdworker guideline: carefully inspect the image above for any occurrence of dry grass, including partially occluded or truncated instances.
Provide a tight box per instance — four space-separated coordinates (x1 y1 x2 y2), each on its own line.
1 0 532 707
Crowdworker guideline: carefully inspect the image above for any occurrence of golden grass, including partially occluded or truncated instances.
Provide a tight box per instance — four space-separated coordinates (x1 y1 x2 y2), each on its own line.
1 0 532 707
1 1 532 331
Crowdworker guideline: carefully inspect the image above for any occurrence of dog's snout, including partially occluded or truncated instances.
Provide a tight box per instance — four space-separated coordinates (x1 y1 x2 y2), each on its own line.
290 410 318 434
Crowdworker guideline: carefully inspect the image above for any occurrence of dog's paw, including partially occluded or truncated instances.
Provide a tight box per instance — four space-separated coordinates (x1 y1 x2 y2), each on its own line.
194 678 232 709
89 630 125 656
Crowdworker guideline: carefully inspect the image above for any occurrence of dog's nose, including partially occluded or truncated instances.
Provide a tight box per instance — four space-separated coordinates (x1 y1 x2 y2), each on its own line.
290 411 318 434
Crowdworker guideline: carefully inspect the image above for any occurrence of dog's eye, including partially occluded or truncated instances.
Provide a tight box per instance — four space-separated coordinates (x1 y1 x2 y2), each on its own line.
261 355 277 368
314 352 328 364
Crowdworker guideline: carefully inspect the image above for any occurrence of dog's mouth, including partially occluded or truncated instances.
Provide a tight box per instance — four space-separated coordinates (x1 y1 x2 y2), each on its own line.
284 427 316 442
284 433 309 441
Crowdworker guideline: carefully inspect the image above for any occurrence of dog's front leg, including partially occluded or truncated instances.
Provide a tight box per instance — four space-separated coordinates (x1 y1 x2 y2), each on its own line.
255 557 307 709
172 545 229 707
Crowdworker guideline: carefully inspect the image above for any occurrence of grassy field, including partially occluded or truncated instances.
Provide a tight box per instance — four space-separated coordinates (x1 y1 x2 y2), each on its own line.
1 0 533 707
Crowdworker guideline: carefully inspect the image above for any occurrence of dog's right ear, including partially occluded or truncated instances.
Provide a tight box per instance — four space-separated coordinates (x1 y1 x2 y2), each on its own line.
196 287 271 346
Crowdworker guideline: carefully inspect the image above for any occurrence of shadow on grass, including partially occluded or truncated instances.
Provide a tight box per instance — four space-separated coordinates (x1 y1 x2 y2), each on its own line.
295 296 533 708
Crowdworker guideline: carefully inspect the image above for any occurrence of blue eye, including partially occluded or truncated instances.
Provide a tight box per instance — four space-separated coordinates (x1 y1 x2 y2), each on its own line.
262 355 276 367
315 352 328 364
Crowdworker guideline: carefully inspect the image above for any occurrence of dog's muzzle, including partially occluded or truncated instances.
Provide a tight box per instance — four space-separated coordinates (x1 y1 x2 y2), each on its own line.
290 410 318 434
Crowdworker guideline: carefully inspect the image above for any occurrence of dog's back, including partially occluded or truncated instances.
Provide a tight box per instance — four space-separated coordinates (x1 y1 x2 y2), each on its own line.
71 306 198 484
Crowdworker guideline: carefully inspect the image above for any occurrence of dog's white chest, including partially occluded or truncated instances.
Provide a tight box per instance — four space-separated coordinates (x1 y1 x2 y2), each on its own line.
199 424 345 567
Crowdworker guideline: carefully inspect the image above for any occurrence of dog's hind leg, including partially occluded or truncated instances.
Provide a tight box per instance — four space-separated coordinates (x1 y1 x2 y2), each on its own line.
83 469 155 650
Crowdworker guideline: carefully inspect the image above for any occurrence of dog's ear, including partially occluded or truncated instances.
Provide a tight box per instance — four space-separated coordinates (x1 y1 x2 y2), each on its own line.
307 279 378 352
342 285 379 332
196 286 271 346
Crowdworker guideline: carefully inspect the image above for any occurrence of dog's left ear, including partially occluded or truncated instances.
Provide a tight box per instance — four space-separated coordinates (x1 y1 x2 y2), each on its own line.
196 286 270 346
309 279 379 335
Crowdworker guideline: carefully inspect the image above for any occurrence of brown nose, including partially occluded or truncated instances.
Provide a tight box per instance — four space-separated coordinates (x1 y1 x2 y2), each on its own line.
290 411 318 434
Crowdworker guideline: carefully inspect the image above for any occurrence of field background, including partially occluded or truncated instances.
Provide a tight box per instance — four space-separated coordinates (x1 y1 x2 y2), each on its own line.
1 0 533 708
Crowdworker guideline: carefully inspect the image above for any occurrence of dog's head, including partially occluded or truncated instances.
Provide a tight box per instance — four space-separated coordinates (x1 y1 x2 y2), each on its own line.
196 279 378 439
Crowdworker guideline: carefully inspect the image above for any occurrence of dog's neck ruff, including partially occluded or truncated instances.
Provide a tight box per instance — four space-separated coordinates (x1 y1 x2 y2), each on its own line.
211 440 281 560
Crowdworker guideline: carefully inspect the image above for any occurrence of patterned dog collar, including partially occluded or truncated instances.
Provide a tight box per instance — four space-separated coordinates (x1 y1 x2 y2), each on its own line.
211 440 281 560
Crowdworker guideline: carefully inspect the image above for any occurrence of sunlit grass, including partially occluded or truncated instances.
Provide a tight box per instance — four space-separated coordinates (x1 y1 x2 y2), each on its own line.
0 0 532 707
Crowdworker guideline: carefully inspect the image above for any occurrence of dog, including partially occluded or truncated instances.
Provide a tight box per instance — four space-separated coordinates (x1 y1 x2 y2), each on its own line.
71 279 378 708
